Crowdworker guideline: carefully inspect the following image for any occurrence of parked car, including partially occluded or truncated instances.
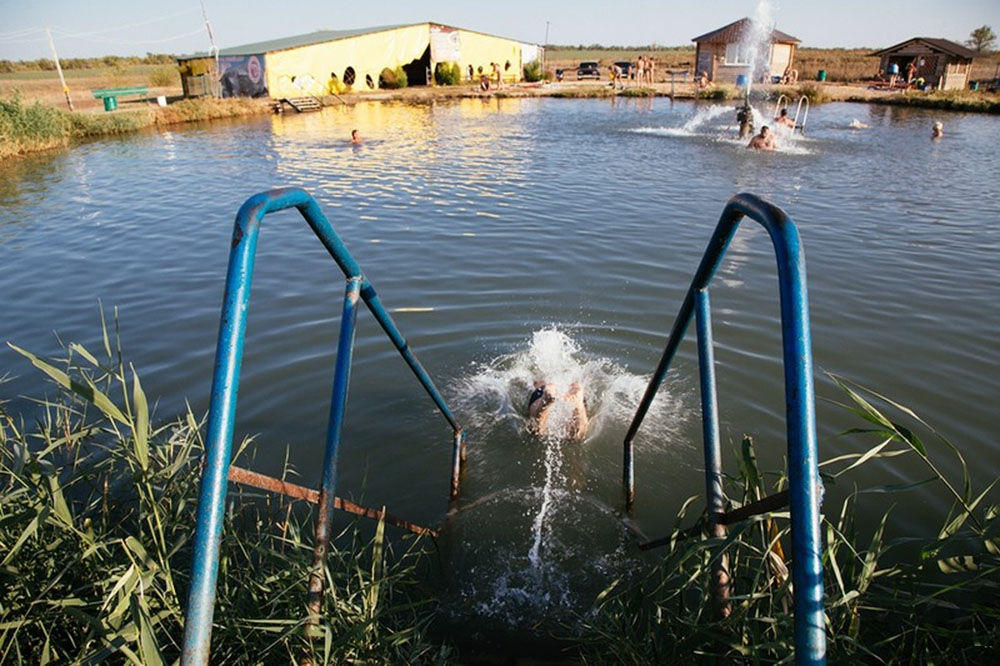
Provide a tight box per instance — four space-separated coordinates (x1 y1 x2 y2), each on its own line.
614 61 633 79
576 61 601 80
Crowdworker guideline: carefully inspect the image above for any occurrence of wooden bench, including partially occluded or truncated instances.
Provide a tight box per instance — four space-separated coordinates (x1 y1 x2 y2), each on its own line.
90 86 149 111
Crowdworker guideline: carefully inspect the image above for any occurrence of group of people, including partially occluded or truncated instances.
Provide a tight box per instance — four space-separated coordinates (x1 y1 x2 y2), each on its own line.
746 106 796 151
631 55 657 86
465 62 509 91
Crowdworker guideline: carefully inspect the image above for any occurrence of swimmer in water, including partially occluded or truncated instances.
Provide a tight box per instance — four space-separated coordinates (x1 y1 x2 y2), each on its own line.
528 380 589 442
931 121 943 140
747 125 777 151
350 129 362 143
775 108 795 128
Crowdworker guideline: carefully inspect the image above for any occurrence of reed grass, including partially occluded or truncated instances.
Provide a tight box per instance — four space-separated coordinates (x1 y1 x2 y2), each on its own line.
0 93 68 159
0 309 446 664
577 375 999 663
3 313 996 663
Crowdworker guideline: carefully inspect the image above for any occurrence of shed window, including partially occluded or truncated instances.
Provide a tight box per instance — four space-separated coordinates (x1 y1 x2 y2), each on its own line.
725 43 753 65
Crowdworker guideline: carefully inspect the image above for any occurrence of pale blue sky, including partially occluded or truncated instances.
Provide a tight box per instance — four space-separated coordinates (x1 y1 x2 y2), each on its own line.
1 0 997 60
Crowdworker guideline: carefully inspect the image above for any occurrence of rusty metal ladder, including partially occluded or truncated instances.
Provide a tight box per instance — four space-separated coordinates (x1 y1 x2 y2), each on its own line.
181 187 465 664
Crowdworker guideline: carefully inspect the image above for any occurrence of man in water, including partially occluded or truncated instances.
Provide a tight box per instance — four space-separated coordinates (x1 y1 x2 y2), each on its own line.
350 129 362 144
775 108 795 128
747 125 777 151
528 381 589 442
931 121 944 140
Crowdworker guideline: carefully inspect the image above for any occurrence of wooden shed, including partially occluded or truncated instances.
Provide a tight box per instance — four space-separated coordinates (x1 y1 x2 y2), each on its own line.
692 17 800 84
870 38 976 91
176 23 541 100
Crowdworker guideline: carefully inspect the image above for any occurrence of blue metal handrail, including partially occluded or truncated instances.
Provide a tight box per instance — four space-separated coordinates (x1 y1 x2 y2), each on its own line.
182 187 464 665
623 193 825 664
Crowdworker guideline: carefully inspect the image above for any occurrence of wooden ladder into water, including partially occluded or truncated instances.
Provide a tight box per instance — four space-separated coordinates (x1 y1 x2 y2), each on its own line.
283 96 323 112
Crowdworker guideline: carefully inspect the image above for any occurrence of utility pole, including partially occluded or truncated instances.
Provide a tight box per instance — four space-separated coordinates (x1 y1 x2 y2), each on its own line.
544 21 550 76
45 26 73 111
201 0 220 96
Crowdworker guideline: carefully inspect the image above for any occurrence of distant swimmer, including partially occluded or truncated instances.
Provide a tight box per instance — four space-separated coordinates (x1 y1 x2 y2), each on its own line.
931 121 944 140
350 129 362 143
849 119 869 129
775 108 795 128
528 380 589 442
747 125 777 151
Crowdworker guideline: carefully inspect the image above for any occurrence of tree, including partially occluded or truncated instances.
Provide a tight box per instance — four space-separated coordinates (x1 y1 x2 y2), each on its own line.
966 25 997 52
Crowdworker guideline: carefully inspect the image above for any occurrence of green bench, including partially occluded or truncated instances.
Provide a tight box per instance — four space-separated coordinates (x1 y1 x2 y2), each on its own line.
91 86 149 112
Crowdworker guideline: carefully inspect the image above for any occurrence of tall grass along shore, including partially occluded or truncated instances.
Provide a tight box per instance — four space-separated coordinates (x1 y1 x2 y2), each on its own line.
2 313 997 663
0 94 271 161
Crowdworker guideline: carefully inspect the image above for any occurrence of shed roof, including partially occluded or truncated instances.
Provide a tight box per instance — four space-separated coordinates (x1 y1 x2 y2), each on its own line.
869 37 977 60
692 17 800 45
177 22 532 60
178 23 416 59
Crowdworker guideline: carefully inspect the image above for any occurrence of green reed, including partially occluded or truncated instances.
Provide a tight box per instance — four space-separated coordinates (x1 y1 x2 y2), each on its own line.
577 375 999 664
3 311 997 663
0 93 68 159
0 309 446 664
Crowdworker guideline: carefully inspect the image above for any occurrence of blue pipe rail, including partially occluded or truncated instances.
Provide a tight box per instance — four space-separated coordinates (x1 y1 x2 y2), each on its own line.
182 187 463 665
623 193 825 664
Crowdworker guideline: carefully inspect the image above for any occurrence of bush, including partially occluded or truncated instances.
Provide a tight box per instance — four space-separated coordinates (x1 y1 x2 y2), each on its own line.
523 60 543 83
148 65 177 88
0 93 68 159
379 66 408 89
700 85 739 100
434 62 461 85
796 82 831 104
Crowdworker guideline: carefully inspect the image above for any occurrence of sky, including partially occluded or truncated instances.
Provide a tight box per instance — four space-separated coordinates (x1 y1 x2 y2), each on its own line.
1 0 998 61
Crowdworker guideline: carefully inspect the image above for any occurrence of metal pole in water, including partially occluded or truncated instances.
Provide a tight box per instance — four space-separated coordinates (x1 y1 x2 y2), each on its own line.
695 289 730 619
307 276 362 626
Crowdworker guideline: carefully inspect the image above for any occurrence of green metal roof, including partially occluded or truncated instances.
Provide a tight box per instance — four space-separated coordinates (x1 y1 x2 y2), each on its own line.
178 23 421 59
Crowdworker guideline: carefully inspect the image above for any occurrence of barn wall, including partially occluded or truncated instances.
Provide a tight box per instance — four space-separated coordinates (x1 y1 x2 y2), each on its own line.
264 24 431 97
454 29 524 84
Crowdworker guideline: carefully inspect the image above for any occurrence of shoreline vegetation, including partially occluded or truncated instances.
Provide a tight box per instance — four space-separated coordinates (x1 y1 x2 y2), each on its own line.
2 46 999 160
2 318 997 663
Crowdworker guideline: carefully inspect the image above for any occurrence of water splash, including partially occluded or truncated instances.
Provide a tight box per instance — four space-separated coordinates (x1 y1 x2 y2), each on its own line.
438 327 691 634
743 0 777 95
633 104 732 137
634 104 812 155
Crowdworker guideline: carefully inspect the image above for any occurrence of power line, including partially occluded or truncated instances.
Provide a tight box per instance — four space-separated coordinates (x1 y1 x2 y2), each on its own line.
50 26 205 46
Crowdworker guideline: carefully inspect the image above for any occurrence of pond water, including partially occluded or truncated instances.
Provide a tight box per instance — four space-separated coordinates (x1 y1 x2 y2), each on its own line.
2 96 998 642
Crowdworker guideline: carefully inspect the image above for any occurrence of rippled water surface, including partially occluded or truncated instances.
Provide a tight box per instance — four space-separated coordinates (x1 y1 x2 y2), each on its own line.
2 97 998 635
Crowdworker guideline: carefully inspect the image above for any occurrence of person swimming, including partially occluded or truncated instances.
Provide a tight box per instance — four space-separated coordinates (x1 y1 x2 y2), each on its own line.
931 121 944 139
528 380 589 442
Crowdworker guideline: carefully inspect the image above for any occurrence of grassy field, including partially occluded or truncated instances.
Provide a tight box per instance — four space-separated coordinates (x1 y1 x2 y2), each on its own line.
546 46 1000 84
0 64 182 113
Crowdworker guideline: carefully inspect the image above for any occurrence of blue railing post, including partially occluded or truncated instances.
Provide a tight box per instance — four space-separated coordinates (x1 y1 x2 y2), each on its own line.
623 193 825 664
306 276 361 623
695 289 730 619
182 188 464 665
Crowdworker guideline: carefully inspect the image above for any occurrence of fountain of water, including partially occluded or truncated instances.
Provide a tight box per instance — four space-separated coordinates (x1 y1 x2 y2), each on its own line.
736 0 778 137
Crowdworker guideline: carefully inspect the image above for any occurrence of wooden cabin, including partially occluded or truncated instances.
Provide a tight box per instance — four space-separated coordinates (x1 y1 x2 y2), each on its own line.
692 17 800 84
870 38 976 91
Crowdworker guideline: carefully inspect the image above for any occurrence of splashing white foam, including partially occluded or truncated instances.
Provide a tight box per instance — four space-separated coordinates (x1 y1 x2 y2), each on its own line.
439 327 692 630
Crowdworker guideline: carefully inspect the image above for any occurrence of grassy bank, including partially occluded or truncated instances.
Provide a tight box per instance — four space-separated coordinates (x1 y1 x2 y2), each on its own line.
0 95 272 160
3 315 998 663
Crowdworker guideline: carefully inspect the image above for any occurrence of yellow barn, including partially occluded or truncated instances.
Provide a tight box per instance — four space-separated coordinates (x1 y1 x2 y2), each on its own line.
176 23 542 100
